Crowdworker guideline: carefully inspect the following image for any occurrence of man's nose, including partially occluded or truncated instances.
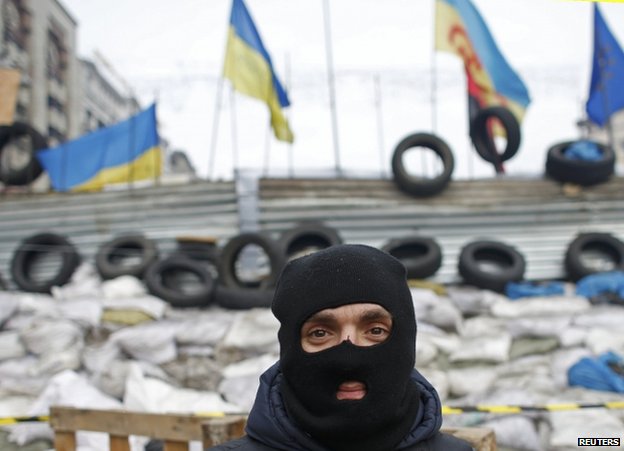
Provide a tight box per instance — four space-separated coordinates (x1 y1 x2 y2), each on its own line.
340 327 358 344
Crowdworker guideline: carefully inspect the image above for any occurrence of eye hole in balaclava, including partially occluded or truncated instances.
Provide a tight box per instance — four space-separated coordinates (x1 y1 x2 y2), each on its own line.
299 302 393 354
271 244 421 451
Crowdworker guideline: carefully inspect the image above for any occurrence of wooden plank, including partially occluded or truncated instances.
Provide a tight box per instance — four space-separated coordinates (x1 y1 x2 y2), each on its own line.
442 427 497 451
202 417 246 447
53 431 76 451
163 440 189 451
109 435 131 451
50 407 205 441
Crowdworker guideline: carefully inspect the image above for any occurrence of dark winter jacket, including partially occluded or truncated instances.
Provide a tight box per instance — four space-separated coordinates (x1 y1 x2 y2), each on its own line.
207 362 473 451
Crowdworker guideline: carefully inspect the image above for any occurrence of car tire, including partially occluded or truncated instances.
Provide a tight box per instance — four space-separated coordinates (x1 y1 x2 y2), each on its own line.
212 285 274 310
10 232 81 293
469 106 521 164
144 255 214 308
458 240 526 293
95 234 159 280
218 232 286 290
381 236 443 279
0 122 47 186
279 221 342 260
391 132 455 197
565 232 624 282
545 140 615 186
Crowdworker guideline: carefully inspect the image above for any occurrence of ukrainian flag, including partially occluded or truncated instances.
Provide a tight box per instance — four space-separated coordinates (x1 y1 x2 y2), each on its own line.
435 0 530 123
223 0 294 143
37 104 162 192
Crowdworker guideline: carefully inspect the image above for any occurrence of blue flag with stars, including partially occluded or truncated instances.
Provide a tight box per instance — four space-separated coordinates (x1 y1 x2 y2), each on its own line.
586 4 624 127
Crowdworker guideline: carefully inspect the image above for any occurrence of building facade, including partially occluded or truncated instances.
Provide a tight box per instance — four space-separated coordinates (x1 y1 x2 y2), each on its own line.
0 0 155 191
1 0 80 145
78 55 140 135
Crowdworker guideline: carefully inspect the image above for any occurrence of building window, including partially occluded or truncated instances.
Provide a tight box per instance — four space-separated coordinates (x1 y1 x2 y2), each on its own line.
47 95 64 113
2 0 28 50
48 126 65 143
47 24 68 83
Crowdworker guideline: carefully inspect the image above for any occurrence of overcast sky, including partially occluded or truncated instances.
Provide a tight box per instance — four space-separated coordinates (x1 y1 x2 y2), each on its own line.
61 0 624 180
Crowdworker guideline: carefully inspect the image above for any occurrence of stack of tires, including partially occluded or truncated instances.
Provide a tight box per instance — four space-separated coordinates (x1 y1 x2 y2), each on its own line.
6 222 345 311
545 140 615 186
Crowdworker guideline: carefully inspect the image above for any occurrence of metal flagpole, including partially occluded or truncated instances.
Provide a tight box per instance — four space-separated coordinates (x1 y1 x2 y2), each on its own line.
374 73 387 179
208 77 224 180
322 0 342 177
429 2 438 179
285 52 294 178
431 20 437 134
263 122 271 177
229 84 239 177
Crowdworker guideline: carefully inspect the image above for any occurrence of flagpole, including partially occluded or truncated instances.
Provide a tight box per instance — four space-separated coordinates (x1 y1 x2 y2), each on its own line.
128 112 135 191
285 52 294 178
322 0 342 177
208 77 225 181
431 13 437 134
374 73 387 179
263 122 271 177
229 84 239 177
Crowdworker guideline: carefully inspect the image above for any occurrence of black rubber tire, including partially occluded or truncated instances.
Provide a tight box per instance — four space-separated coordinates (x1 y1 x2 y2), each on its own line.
176 239 220 262
458 240 526 293
564 232 624 282
469 106 521 164
381 236 443 279
144 255 214 308
95 234 159 280
0 122 47 186
545 140 615 186
391 132 455 197
218 232 286 290
279 221 342 260
10 232 81 293
212 285 275 310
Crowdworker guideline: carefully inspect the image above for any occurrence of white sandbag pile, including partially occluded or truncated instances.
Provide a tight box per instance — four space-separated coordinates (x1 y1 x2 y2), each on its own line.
2 263 624 451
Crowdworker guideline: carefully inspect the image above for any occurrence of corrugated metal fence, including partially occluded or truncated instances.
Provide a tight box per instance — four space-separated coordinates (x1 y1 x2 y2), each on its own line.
258 176 624 283
0 180 239 287
1 176 623 287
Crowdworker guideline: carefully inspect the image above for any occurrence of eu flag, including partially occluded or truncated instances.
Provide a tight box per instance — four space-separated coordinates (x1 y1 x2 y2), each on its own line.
586 4 624 127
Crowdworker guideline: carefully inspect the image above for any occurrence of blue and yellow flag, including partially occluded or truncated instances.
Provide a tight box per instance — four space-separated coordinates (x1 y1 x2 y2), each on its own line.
37 104 162 192
223 0 294 143
586 4 624 127
435 0 530 123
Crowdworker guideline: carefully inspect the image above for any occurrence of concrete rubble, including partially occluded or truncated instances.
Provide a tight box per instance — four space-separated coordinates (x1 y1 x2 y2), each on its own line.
1 263 624 450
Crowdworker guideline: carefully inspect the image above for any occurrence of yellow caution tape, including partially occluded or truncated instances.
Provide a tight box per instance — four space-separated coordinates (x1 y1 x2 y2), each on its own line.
442 402 624 414
3 401 624 424
476 405 522 414
0 415 49 425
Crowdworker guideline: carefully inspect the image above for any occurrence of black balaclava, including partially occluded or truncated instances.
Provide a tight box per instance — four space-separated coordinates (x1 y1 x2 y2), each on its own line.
272 244 420 451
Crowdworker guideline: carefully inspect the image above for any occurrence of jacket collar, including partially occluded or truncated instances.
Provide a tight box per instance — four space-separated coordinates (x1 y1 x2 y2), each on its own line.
245 362 442 451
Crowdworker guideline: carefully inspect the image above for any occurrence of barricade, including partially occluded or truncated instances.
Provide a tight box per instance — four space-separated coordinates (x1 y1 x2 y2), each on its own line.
48 406 496 451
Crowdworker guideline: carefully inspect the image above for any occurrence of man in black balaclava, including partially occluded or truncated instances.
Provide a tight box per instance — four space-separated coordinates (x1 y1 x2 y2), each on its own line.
208 244 473 451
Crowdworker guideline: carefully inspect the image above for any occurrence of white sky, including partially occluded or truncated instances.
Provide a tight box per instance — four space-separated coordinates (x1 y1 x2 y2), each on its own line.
61 0 624 180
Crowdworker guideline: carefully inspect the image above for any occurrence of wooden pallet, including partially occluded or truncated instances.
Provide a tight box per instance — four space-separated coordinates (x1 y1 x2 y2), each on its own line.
50 406 496 450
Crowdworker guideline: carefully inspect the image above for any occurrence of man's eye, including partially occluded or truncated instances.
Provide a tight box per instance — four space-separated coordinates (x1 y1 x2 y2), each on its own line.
311 329 327 338
370 327 386 335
